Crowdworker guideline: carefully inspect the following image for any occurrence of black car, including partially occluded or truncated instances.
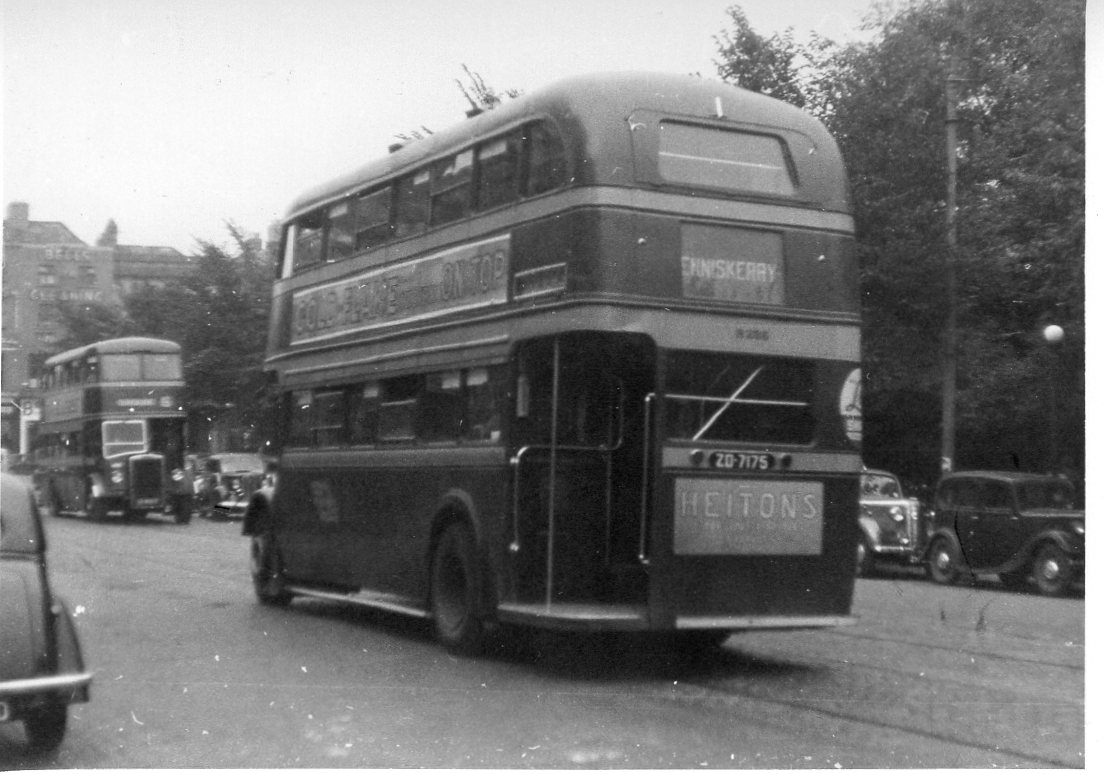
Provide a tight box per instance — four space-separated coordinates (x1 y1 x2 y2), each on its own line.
0 473 92 751
925 470 1084 596
189 453 269 519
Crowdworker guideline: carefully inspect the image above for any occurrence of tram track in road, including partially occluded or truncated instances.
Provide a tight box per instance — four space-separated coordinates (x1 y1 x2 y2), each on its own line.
670 667 1078 769
669 621 1083 768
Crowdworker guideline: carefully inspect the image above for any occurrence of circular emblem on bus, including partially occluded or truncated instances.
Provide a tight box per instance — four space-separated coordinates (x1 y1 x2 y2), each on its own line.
839 369 862 445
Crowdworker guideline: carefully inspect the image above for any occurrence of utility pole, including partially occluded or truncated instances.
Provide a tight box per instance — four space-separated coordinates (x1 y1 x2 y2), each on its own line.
940 61 962 475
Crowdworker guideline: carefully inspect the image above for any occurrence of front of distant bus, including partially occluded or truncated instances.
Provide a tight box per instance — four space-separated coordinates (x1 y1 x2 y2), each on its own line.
92 344 192 523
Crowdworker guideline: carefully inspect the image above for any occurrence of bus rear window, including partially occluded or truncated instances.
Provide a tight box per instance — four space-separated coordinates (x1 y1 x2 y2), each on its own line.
664 352 813 444
658 123 795 196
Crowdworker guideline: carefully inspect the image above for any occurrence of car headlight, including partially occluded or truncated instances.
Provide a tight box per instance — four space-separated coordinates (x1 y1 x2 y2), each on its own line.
1072 521 1084 535
110 469 125 484
171 468 185 482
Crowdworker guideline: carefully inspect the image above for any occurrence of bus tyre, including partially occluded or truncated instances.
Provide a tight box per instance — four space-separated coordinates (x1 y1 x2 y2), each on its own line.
23 701 67 753
250 523 292 606
926 537 962 586
431 523 486 656
1032 543 1073 597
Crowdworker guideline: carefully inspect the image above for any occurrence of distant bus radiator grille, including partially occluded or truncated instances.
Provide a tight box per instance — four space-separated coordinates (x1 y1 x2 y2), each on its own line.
130 457 164 502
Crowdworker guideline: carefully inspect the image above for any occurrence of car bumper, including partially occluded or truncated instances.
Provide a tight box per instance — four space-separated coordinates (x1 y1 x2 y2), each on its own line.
0 671 93 722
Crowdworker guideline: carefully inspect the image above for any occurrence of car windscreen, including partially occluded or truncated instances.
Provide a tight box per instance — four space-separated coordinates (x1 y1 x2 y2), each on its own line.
862 473 902 498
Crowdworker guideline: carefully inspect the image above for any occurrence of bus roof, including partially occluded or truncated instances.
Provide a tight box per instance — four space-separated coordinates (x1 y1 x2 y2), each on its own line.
45 336 182 367
285 71 848 220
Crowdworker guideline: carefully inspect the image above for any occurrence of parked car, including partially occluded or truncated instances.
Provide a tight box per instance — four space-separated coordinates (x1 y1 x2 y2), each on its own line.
191 453 268 519
925 470 1083 596
856 468 926 576
0 473 92 752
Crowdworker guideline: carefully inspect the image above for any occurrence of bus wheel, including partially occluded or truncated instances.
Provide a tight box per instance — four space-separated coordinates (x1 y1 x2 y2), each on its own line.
1032 543 1073 597
431 523 486 656
250 521 292 606
926 537 962 585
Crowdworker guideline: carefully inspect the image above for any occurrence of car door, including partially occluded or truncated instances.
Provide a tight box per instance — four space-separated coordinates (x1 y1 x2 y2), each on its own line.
952 479 989 571
972 480 1022 567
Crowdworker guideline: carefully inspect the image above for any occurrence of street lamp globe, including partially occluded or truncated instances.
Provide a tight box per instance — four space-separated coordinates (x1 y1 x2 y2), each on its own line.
1043 324 1065 344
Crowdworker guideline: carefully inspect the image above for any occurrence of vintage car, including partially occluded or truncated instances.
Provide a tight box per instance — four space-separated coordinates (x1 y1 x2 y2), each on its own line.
191 452 269 519
0 473 92 752
856 468 926 576
926 470 1084 596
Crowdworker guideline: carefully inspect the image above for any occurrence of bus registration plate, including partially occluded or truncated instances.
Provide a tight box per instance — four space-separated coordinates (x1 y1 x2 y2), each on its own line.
673 478 823 555
709 451 774 470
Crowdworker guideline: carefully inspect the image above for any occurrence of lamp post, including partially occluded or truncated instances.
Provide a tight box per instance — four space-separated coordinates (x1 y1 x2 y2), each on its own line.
1043 324 1064 473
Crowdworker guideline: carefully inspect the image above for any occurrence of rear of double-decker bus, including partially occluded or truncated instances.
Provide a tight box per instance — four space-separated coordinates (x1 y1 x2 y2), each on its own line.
498 73 859 636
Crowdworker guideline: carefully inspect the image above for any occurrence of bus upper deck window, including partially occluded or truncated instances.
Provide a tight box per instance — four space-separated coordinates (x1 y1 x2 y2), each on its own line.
658 123 796 196
477 134 521 210
395 170 430 238
143 353 182 381
327 201 356 262
430 150 474 226
526 122 568 195
292 214 325 272
100 354 142 382
355 187 393 250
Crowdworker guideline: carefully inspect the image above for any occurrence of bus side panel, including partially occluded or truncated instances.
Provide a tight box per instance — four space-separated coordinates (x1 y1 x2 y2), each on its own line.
272 450 509 606
649 472 858 624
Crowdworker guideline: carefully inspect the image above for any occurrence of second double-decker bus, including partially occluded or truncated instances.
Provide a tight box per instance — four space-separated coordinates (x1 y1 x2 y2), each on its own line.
34 337 193 523
244 72 862 654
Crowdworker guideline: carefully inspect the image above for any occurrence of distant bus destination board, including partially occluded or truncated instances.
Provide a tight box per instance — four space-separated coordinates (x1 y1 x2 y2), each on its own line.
291 235 510 345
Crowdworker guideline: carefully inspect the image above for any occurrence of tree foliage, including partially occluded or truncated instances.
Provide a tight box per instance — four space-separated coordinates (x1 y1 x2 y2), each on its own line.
714 0 1084 485
49 224 275 451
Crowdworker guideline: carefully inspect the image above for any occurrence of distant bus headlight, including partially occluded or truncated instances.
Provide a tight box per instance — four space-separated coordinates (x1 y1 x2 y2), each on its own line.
110 469 125 485
171 468 185 482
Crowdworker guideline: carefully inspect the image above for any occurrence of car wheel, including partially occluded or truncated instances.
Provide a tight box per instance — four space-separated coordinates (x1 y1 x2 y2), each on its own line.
856 538 875 577
431 522 486 656
250 519 292 606
1032 543 1073 597
23 701 67 752
927 536 962 585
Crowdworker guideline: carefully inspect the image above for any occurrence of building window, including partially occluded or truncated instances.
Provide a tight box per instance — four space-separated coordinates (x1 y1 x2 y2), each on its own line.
37 265 58 286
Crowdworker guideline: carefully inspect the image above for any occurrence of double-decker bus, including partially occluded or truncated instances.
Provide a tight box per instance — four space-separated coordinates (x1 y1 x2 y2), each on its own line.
244 72 861 654
34 337 193 523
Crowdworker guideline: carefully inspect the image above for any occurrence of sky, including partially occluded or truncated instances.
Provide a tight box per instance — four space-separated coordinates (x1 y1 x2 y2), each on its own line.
2 0 884 254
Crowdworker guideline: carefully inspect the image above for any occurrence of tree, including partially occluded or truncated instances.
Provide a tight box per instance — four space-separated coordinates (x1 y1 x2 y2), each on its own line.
47 224 276 452
712 5 836 113
714 0 1085 485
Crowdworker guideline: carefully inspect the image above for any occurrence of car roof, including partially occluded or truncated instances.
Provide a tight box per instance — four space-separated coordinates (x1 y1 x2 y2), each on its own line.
939 470 1065 484
0 473 45 555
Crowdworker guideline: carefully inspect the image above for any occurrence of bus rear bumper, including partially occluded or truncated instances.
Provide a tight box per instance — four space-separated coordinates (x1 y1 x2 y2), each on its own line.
495 603 855 633
675 614 857 630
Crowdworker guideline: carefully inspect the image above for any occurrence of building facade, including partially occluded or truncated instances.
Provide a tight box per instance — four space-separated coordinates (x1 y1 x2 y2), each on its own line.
2 202 193 454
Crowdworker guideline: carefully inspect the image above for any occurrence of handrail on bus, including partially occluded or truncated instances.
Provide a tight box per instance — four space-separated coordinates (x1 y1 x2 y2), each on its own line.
639 393 655 565
509 441 620 553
